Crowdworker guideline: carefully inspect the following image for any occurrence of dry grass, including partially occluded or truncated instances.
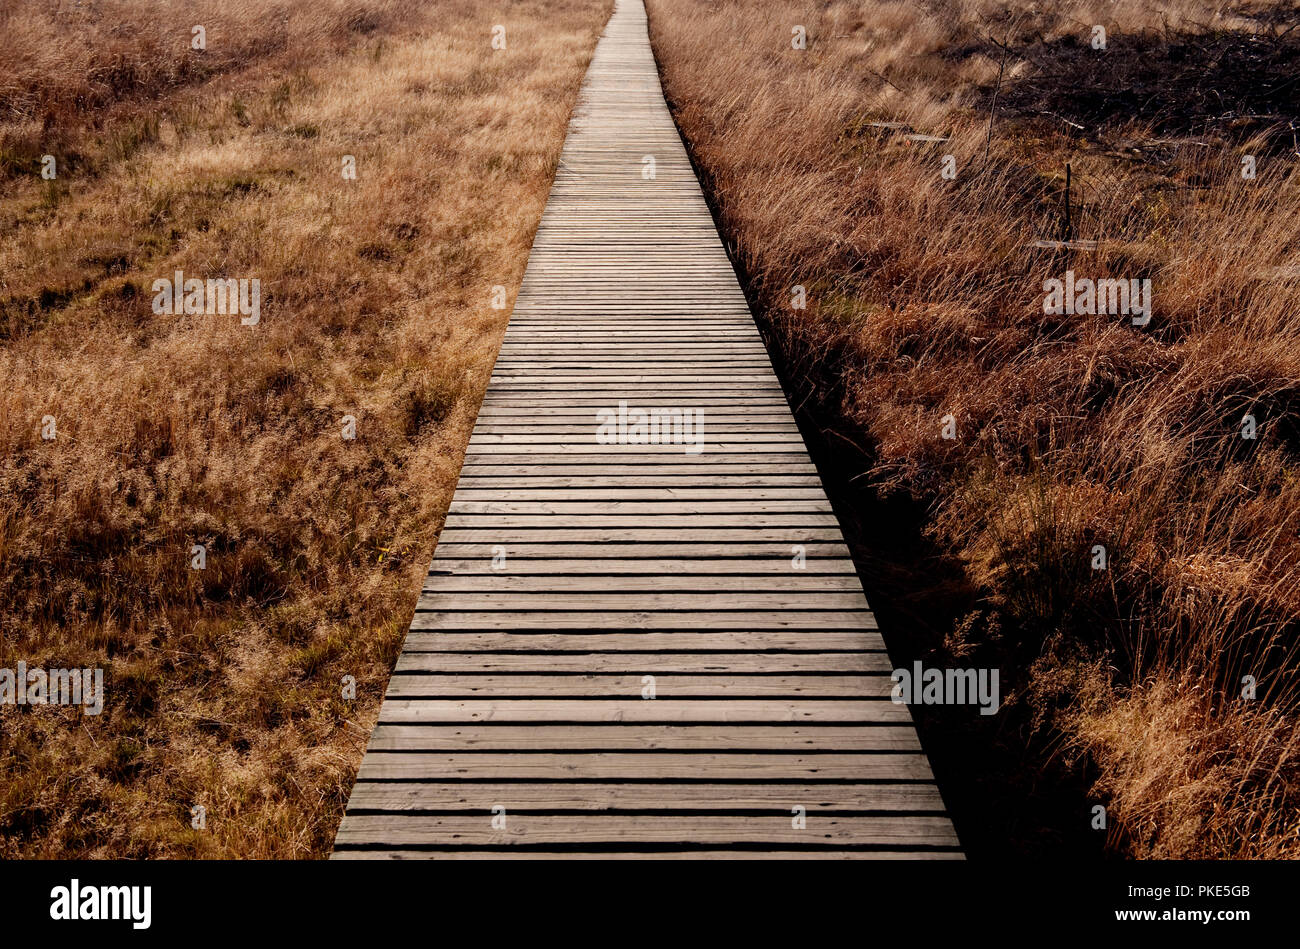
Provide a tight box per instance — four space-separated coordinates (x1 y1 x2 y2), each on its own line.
648 0 1300 857
0 0 611 857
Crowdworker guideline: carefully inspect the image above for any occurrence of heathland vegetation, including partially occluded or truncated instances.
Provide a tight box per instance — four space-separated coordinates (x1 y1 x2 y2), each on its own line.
5 0 1298 861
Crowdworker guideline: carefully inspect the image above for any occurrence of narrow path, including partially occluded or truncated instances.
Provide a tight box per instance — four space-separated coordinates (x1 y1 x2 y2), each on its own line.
332 0 959 858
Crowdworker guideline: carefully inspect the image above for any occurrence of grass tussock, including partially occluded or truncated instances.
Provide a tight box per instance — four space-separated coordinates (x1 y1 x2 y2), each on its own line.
0 0 611 858
648 0 1300 857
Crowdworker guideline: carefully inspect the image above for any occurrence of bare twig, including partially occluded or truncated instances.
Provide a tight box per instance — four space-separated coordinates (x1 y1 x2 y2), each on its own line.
984 34 1009 166
868 68 902 93
1040 110 1085 131
984 18 1019 166
1061 162 1073 241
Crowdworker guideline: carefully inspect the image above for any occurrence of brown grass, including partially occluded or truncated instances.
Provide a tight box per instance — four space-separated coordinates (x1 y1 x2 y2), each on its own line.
0 0 611 858
647 0 1300 857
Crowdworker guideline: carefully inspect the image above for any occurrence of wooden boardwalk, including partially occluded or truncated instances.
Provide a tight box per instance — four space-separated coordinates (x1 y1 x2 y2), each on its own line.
332 0 959 859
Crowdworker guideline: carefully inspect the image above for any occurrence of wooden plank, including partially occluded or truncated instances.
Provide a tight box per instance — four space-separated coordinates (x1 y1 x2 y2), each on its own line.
457 464 820 475
334 814 959 846
400 632 886 652
425 547 854 563
332 850 964 860
394 652 892 672
445 501 831 514
412 592 873 611
376 699 912 724
343 782 944 811
434 530 849 544
383 674 895 697
423 571 860 587
365 725 920 751
428 558 858 575
408 611 879 631
354 753 937 782
440 515 843 528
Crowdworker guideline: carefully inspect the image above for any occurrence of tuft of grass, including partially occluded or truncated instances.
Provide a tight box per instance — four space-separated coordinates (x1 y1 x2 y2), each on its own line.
401 370 462 437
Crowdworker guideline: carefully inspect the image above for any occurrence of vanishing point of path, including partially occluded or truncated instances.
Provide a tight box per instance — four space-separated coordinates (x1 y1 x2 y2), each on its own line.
331 0 960 859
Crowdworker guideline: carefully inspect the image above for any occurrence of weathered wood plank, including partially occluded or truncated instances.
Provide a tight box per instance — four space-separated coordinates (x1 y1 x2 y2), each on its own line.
343 781 943 811
354 753 937 782
365 724 920 751
446 500 833 514
412 592 873 612
400 632 886 652
376 699 912 724
393 652 892 672
408 611 879 631
428 558 857 575
383 673 895 697
428 543 853 559
334 814 959 846
420 576 865 593
332 850 964 860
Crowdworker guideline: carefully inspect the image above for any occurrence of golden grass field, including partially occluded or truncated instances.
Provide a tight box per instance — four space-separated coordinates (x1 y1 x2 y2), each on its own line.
647 0 1300 857
0 0 610 857
2 0 1298 861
